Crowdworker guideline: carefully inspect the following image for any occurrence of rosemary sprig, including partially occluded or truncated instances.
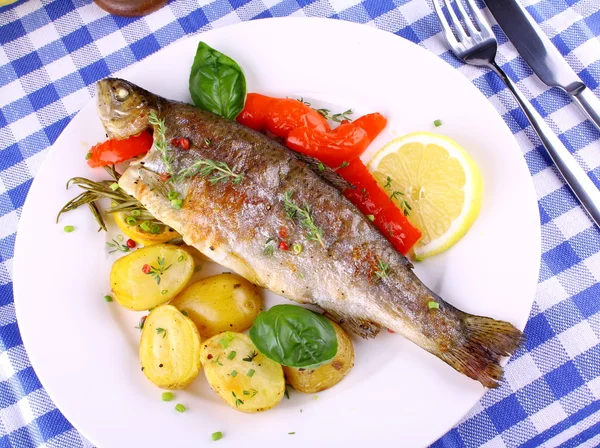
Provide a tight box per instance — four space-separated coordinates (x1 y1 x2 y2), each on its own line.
283 191 325 248
57 167 164 231
177 158 243 185
148 111 174 175
316 108 353 123
375 259 391 279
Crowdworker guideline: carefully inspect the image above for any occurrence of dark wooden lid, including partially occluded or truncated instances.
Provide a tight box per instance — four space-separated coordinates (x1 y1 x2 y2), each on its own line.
94 0 169 17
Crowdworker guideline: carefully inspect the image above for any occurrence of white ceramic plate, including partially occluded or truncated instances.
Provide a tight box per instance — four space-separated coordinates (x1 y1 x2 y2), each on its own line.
14 18 540 448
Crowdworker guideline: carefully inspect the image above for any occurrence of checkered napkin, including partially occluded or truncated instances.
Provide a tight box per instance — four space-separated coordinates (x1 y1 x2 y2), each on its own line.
1 0 600 446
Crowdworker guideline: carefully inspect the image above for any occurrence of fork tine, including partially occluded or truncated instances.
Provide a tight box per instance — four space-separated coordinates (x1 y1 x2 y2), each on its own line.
432 0 461 48
442 0 469 42
454 0 478 37
463 0 493 36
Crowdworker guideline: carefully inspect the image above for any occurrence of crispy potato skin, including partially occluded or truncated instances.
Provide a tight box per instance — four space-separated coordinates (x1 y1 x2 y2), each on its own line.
170 274 262 338
140 305 202 389
201 333 284 413
283 320 354 393
110 244 194 311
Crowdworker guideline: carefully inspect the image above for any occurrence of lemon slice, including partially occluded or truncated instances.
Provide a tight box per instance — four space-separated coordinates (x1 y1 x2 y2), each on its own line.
367 132 482 260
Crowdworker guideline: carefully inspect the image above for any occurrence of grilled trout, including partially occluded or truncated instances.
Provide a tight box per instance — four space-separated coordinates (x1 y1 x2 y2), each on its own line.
98 78 522 388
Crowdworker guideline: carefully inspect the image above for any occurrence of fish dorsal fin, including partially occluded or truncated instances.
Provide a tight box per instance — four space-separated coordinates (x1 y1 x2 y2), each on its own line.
292 152 354 193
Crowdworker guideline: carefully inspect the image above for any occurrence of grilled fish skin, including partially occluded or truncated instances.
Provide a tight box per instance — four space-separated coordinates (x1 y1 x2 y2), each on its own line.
97 78 523 388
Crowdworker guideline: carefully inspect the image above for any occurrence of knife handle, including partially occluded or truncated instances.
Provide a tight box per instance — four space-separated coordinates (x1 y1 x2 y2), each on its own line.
490 62 600 228
572 87 600 134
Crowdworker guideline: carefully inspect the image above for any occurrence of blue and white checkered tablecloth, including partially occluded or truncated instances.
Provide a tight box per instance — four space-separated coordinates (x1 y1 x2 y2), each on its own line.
1 0 600 446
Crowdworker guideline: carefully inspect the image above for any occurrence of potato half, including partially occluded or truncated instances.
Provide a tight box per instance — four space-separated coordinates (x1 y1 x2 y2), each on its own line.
283 319 354 393
110 244 194 311
201 333 284 413
140 305 202 389
170 274 262 338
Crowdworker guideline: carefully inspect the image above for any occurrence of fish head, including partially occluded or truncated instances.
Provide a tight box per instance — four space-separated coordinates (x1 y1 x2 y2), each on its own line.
97 78 155 139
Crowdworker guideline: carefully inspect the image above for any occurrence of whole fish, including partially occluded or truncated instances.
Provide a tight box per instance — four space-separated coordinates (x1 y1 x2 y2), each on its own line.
98 78 522 388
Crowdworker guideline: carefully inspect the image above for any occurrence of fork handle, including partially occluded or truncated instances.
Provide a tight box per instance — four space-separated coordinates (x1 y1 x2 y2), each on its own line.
490 62 600 228
572 87 600 134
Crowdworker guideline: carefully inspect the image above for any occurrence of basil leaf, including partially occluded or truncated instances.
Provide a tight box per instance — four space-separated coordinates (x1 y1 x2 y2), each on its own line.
189 42 246 120
249 305 338 368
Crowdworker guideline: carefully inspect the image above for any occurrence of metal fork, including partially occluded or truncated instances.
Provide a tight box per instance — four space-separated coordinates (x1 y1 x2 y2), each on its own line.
433 0 600 228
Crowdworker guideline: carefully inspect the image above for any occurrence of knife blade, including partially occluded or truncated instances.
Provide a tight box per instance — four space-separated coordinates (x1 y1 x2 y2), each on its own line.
483 0 600 132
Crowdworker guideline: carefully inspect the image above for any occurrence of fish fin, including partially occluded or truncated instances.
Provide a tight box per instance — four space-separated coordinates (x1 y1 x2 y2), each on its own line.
293 152 354 193
324 310 381 339
438 314 523 388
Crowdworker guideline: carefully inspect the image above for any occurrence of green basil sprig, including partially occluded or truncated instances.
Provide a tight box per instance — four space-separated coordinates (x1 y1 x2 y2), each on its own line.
249 305 338 369
189 42 247 120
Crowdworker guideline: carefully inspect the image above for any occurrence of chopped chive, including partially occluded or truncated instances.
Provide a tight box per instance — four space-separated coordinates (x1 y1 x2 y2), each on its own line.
292 243 303 255
161 289 168 295
178 255 185 262
181 310 188 316
428 300 440 309
140 221 152 232
367 214 375 221
289 432 296 435
110 182 119 191
130 210 142 217
247 369 255 377
211 432 223 441
227 351 236 360
231 370 238 377
284 388 290 399
433 119 442 127
313 395 319 400
317 162 325 172
104 295 113 302
150 224 161 234
168 191 179 200
243 390 250 395
85 152 91 160
175 403 186 413
126 216 137 226
171 199 183 209
161 392 174 401
64 225 75 233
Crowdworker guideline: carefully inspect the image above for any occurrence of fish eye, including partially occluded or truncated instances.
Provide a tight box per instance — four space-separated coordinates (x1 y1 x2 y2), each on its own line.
115 86 130 102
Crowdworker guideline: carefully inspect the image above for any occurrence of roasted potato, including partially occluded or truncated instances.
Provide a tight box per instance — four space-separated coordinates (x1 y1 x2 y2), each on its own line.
114 211 181 246
170 274 261 338
283 319 354 393
201 332 284 413
140 305 202 389
110 244 194 310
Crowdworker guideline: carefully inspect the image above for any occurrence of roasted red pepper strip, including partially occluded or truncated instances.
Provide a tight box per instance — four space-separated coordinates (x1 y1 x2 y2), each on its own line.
237 93 330 137
87 131 153 168
338 160 422 255
287 113 387 166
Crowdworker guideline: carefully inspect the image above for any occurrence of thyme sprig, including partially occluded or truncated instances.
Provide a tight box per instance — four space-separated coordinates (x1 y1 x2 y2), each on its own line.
148 111 174 175
316 108 353 123
383 176 412 216
177 158 243 185
145 257 172 285
283 191 325 248
375 259 391 279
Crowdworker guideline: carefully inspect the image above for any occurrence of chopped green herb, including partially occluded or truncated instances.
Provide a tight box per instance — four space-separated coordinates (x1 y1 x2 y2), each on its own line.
144 256 172 285
227 351 236 360
181 310 188 317
337 161 349 169
168 191 179 200
64 225 75 233
292 243 303 255
178 255 185 262
125 216 137 226
156 327 167 338
149 111 174 175
289 432 296 435
219 332 235 348
243 351 258 362
104 295 113 303
231 370 238 377
243 390 250 395
264 237 275 256
204 138 211 146
175 403 186 413
284 387 290 399
161 392 174 402
161 289 168 295
150 224 161 234
140 221 152 232
384 176 393 189
212 355 223 366
211 431 223 441
131 210 142 217
247 369 255 377
428 300 440 309
367 214 375 221
85 152 91 160
317 162 325 172
434 119 442 127
232 392 244 407
171 199 183 209
375 259 391 279
110 182 119 191
313 395 319 400
316 108 353 122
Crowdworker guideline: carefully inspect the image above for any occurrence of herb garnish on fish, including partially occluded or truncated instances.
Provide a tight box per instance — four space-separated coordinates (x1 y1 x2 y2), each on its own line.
176 158 244 185
283 191 325 248
148 111 174 175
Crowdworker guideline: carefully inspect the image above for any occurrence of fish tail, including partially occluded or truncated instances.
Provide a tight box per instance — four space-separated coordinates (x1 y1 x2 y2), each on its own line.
438 314 523 388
